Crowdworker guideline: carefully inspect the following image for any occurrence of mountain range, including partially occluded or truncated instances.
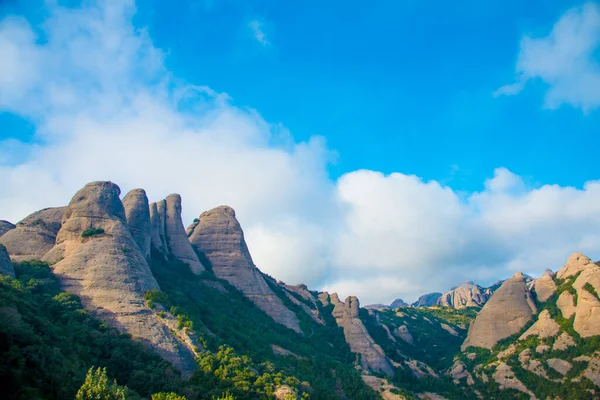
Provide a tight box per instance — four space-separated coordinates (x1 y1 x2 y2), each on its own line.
1 180 600 399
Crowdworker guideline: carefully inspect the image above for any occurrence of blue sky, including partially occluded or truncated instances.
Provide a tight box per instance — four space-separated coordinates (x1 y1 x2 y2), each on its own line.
0 0 599 303
2 0 598 189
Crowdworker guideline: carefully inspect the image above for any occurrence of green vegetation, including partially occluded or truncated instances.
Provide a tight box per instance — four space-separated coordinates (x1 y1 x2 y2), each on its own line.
76 367 129 400
583 282 599 300
149 255 378 400
81 227 105 238
0 261 188 399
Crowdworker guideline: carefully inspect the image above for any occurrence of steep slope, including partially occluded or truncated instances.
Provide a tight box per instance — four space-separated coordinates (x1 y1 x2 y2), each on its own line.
122 188 152 260
149 195 205 274
462 272 537 350
41 181 197 376
0 244 15 278
187 205 302 333
437 281 492 309
328 294 394 376
0 207 65 261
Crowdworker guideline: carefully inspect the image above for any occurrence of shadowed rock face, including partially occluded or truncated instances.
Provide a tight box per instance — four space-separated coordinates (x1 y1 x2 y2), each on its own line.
42 181 197 376
0 244 15 278
0 207 65 261
390 298 409 308
149 195 205 274
411 292 442 307
331 295 394 376
188 205 301 333
122 189 151 260
0 221 15 237
533 269 557 302
462 273 537 350
438 281 492 309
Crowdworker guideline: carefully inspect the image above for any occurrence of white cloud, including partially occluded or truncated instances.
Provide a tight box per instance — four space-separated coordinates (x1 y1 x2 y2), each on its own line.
496 2 600 111
1 1 600 305
248 20 269 46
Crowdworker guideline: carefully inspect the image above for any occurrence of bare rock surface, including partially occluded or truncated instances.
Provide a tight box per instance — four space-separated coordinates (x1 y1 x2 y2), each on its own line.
188 205 301 333
149 201 168 259
553 332 576 351
519 310 560 340
390 298 409 308
438 281 491 309
547 358 572 375
394 325 414 344
0 244 15 278
0 220 15 237
492 363 537 398
283 284 324 325
557 291 577 319
572 265 600 337
164 194 205 273
533 269 557 302
122 189 151 260
411 292 442 307
362 375 407 400
0 207 65 261
556 252 595 280
462 273 537 350
42 181 197 376
441 323 459 336
332 296 394 376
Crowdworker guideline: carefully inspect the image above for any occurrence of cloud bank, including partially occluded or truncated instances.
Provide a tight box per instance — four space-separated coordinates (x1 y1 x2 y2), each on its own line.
496 2 600 112
1 0 599 304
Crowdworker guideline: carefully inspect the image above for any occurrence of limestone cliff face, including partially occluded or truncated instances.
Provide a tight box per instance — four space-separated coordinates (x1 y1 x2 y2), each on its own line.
462 273 537 350
0 207 65 261
0 244 15 278
411 292 442 307
438 281 492 309
187 205 301 333
533 269 556 302
0 220 15 237
122 189 152 260
330 295 394 376
42 182 197 376
149 195 205 274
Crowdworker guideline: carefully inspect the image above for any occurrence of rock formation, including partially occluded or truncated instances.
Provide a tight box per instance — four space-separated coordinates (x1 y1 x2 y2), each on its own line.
390 298 409 308
331 295 394 376
462 272 537 350
0 220 15 237
0 244 15 278
532 269 556 302
519 310 560 340
0 207 65 261
42 181 197 376
557 291 577 318
437 281 491 309
411 292 442 307
556 252 595 280
188 205 301 333
572 263 600 337
122 189 152 260
149 195 205 274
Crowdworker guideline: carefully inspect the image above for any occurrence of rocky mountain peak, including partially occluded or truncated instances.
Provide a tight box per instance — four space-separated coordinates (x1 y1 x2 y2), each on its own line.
461 271 537 350
556 252 595 280
122 188 152 260
42 181 198 376
0 206 66 261
188 205 301 333
0 244 15 278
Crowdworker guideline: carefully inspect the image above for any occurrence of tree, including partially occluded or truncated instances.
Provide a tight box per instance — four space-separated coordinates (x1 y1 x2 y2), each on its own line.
151 393 187 400
76 367 128 400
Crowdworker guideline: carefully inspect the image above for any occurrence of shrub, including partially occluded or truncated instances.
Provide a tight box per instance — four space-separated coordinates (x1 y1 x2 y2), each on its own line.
76 367 128 400
81 228 105 238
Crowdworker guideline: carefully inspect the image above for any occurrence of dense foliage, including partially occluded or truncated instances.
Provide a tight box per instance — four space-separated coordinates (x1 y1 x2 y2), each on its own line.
0 261 188 400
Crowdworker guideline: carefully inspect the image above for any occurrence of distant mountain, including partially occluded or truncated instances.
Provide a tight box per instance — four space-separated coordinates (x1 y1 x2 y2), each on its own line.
411 292 442 307
390 298 409 308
